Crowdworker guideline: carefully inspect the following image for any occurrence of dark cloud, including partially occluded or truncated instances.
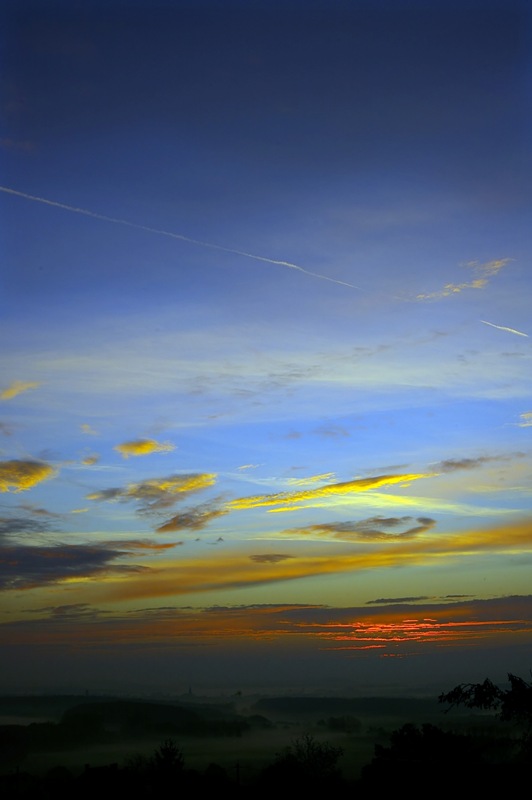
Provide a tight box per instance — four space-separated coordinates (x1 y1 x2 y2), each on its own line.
249 554 295 563
86 487 124 501
0 422 13 436
435 453 525 472
313 425 349 438
87 473 216 514
366 596 431 605
290 516 436 541
33 604 107 620
18 503 61 518
282 431 302 439
0 515 53 537
0 538 176 590
156 503 227 532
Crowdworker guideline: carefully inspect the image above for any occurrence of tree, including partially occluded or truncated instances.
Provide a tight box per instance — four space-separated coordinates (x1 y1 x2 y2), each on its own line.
151 738 185 774
258 733 344 790
439 673 532 724
439 672 532 759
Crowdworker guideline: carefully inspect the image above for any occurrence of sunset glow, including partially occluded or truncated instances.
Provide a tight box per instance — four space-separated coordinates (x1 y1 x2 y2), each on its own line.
1 0 531 697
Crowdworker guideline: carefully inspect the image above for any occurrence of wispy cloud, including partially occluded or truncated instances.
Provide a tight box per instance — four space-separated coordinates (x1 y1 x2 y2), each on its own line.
156 503 227 532
0 460 57 493
516 412 532 428
433 453 524 472
61 517 532 605
287 516 437 542
225 472 437 512
0 380 40 400
0 185 362 291
114 438 176 458
285 473 336 486
249 554 295 563
80 423 99 435
0 514 54 537
415 258 512 300
87 472 217 512
481 320 528 337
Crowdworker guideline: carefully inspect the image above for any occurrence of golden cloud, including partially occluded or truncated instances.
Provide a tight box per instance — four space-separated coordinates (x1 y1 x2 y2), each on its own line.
285 472 336 486
126 473 216 498
80 424 99 435
0 460 56 492
0 381 40 400
416 258 512 301
72 517 532 605
225 472 436 512
114 439 176 458
86 473 217 507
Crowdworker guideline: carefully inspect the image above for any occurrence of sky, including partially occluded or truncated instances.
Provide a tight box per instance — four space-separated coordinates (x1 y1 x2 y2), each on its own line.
1 0 531 698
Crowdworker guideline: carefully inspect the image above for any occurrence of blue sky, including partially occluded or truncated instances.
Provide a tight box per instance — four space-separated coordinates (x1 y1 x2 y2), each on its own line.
1 0 531 696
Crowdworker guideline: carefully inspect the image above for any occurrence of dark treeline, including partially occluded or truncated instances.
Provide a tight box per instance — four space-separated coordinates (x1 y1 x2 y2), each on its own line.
1 673 531 796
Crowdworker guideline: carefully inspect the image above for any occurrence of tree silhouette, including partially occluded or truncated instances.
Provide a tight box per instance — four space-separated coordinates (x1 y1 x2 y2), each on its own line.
257 733 344 791
439 671 532 759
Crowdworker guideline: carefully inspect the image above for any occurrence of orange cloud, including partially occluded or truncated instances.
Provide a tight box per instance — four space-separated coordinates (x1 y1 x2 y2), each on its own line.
0 460 56 493
114 439 176 458
0 381 40 400
5 597 531 657
68 517 532 605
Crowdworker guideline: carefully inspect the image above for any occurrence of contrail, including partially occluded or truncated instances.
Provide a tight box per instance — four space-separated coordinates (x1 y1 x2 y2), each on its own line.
0 185 362 290
481 320 528 337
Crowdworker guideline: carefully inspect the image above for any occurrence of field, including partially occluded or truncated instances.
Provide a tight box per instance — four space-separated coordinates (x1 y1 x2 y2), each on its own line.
0 693 498 784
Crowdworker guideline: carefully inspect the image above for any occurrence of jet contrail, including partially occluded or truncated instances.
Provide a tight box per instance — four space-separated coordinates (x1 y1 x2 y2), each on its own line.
481 320 528 337
0 185 362 290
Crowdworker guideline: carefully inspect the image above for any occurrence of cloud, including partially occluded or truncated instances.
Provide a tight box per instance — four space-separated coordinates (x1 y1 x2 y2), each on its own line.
87 472 217 512
0 423 13 436
225 472 437 512
434 454 523 472
481 320 528 337
81 423 99 435
62 517 532 606
415 258 512 301
249 554 295 563
114 438 176 458
17 503 61 518
5 596 532 660
0 380 40 400
285 472 336 486
82 454 100 465
313 425 349 438
0 538 178 590
366 596 431 605
0 185 362 291
287 516 437 541
156 504 227 532
0 515 53 537
516 412 532 428
0 460 57 493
